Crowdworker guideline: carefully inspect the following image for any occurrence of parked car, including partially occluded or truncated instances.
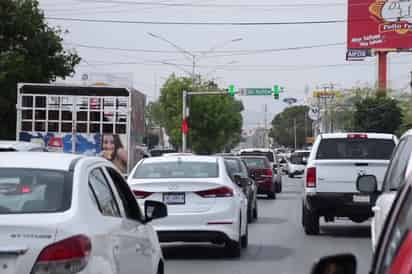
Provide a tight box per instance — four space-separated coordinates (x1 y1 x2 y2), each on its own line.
0 152 167 274
310 173 412 274
223 156 258 223
128 155 249 258
371 129 411 250
302 133 397 235
287 150 310 178
241 155 281 199
0 140 47 152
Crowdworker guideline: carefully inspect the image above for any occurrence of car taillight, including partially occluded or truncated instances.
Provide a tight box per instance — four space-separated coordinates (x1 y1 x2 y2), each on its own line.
21 185 31 194
31 235 91 274
306 167 316 188
347 133 368 139
261 168 273 178
133 190 153 199
195 186 234 198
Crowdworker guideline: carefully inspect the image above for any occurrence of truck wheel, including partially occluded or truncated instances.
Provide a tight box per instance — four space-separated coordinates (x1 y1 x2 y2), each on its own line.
276 182 282 193
303 205 319 235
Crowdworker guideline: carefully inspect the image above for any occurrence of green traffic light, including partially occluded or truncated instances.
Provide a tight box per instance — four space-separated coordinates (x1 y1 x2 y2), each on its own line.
273 85 280 100
228 84 236 96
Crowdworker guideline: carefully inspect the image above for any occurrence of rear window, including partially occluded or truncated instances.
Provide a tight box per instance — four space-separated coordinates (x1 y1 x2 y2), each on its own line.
316 138 395 160
242 158 270 169
0 168 72 214
240 151 274 162
133 161 219 179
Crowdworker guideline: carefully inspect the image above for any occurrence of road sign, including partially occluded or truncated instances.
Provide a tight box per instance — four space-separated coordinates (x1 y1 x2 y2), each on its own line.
308 106 321 121
181 118 189 134
245 88 273 96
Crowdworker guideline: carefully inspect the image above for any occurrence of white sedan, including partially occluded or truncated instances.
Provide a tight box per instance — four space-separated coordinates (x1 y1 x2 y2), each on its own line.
0 152 166 274
128 155 249 257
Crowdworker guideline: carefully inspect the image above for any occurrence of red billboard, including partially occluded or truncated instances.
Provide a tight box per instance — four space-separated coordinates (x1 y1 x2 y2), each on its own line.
347 0 412 50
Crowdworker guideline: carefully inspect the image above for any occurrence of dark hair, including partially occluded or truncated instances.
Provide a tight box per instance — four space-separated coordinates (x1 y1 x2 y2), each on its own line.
103 134 124 160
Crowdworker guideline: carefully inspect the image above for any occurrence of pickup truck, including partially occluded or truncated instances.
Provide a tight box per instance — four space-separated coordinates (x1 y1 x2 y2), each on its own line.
302 133 397 235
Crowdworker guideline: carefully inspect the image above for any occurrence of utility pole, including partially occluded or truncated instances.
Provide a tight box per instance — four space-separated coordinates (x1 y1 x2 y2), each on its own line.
264 104 268 148
410 71 412 93
182 90 187 152
294 118 297 150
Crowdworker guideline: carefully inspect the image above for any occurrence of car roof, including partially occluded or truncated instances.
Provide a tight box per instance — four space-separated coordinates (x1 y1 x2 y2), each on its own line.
0 141 43 151
141 155 219 163
0 152 83 171
239 148 273 153
401 129 412 139
320 133 396 139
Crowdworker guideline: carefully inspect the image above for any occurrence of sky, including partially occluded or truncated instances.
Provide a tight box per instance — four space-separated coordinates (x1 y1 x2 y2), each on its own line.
38 0 412 129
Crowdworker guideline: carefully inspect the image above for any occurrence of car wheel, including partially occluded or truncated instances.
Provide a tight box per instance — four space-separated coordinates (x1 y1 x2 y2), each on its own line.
276 182 282 193
226 219 242 258
253 200 258 220
289 173 294 178
247 204 253 224
241 224 248 248
303 205 319 235
268 190 276 199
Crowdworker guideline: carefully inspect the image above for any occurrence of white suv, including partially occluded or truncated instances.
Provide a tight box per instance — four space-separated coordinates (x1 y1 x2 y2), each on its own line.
302 133 397 235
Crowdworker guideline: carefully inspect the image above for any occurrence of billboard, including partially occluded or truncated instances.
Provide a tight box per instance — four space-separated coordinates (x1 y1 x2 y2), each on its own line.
347 0 412 50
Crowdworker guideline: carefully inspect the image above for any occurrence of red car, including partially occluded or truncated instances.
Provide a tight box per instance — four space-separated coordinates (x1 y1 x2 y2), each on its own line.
241 156 282 199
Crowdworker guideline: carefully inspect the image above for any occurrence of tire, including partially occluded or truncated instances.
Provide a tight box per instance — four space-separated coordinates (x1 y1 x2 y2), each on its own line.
289 173 294 178
303 205 320 235
253 201 258 220
276 182 282 193
226 219 242 258
241 225 248 248
247 204 253 224
268 190 276 199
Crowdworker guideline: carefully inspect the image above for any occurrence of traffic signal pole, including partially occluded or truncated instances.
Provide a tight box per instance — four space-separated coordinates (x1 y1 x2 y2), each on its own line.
181 90 229 152
378 52 388 91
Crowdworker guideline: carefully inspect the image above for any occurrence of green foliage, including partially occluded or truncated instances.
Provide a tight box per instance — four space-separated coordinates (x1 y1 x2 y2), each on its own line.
354 96 402 134
0 0 81 138
157 75 243 154
269 105 312 148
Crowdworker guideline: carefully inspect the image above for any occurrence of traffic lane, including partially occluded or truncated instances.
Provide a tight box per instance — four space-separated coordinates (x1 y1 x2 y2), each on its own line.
163 176 372 274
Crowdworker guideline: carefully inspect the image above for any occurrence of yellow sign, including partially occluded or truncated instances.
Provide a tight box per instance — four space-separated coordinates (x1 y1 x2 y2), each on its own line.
313 90 341 98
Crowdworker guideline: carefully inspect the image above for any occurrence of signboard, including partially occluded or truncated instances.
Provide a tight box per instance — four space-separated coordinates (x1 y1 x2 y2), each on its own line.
346 48 372 61
313 90 341 98
308 107 321 121
245 88 273 96
347 0 412 50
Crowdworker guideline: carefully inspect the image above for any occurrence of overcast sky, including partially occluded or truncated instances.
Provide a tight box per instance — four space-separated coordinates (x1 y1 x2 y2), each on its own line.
38 0 412 129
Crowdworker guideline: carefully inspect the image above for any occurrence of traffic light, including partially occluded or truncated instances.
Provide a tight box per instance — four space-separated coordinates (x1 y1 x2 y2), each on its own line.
273 85 280 100
228 84 236 96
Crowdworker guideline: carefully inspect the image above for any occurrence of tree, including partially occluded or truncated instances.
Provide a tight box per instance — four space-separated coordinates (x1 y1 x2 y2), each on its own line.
354 95 402 134
157 75 243 154
0 0 81 138
269 106 312 148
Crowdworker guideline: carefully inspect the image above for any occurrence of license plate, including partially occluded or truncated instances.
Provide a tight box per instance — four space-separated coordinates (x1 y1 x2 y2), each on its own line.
163 193 185 205
353 195 370 203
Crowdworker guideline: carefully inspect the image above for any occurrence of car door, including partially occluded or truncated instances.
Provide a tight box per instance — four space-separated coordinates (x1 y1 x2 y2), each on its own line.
373 136 412 249
104 166 154 274
88 167 124 274
373 183 412 274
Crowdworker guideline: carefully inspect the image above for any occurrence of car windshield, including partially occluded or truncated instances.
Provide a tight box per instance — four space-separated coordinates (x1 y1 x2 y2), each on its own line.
316 138 395 160
240 151 274 162
133 161 219 178
242 158 270 169
290 152 310 164
0 168 72 214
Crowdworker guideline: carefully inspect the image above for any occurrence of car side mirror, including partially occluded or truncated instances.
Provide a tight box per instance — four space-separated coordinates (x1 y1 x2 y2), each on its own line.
144 200 168 223
356 175 378 194
249 171 256 180
234 173 249 187
311 254 356 274
302 157 308 165
272 166 278 174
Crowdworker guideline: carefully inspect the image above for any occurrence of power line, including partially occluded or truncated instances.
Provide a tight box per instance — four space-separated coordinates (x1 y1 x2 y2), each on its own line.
45 14 412 26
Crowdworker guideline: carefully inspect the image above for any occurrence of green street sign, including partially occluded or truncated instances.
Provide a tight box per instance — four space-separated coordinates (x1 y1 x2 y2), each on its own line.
245 88 273 96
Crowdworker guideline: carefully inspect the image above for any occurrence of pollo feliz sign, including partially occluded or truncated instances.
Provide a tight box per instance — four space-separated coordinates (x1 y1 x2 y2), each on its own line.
347 0 412 50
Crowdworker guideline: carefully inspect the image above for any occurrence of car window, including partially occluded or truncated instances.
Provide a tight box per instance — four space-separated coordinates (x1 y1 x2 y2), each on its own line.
133 161 219 178
0 168 72 214
383 137 412 192
239 160 249 177
377 187 412 274
225 159 241 178
242 158 270 169
316 138 395 160
89 168 121 218
105 167 143 222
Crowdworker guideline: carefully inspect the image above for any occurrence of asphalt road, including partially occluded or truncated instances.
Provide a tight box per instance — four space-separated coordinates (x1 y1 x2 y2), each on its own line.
163 176 373 274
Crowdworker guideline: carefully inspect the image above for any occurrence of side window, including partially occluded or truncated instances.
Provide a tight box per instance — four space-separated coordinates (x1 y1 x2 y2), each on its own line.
383 137 412 192
225 159 240 182
106 167 143 222
89 168 121 217
239 160 249 177
378 187 412 274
